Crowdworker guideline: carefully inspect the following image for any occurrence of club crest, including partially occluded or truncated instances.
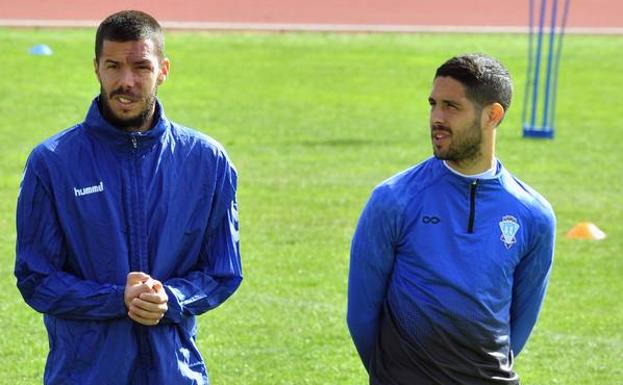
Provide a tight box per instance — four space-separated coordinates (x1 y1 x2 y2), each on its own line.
499 215 520 249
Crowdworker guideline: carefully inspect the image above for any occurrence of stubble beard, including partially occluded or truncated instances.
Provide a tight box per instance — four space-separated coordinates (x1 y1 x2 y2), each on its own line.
99 87 157 132
432 117 482 164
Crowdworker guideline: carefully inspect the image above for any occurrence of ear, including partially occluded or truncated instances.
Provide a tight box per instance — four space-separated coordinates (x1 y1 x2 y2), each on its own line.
93 57 102 83
157 58 170 85
482 102 505 129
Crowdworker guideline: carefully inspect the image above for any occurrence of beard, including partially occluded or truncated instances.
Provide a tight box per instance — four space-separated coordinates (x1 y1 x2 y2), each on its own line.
432 117 482 163
99 86 157 131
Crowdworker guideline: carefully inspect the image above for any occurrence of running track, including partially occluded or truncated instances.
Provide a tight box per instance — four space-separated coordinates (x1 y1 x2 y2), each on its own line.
1 0 621 32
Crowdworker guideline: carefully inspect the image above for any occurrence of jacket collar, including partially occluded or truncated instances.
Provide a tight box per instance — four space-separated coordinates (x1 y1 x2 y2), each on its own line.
84 97 170 153
434 157 506 185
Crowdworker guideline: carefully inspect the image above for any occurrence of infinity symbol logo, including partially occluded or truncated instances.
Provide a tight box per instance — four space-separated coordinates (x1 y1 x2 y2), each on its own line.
422 216 440 224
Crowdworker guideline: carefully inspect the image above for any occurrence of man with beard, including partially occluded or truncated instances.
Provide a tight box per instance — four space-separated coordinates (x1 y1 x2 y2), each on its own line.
347 54 555 385
15 10 242 385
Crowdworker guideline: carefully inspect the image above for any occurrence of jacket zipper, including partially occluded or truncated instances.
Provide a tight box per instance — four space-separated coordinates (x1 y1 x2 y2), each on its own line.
468 179 478 233
128 134 146 272
128 133 151 369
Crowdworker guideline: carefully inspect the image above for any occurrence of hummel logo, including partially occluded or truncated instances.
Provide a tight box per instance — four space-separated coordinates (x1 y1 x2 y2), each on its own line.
74 181 104 197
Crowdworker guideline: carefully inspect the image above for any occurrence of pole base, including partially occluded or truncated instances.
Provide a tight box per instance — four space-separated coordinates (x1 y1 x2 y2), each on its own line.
522 125 554 139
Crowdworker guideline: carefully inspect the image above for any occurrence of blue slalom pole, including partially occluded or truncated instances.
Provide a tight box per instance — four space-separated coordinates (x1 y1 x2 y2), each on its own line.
549 0 571 133
524 0 569 139
529 0 548 131
521 0 535 128
542 0 558 130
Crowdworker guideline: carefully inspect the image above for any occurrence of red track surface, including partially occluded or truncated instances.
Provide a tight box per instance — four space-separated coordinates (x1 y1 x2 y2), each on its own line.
0 0 620 28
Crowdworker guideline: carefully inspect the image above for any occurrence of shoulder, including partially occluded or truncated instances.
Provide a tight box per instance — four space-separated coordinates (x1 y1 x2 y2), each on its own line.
167 123 238 190
28 124 85 168
167 124 239 202
168 123 235 167
364 157 443 222
500 170 555 229
373 157 444 206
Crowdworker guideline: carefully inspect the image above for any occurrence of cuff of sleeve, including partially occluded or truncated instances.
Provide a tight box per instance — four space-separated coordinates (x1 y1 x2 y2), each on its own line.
113 284 130 318
162 284 183 324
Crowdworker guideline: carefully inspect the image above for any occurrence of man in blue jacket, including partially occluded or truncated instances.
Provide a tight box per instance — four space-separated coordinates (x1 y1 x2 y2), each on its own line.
347 54 555 384
15 10 242 385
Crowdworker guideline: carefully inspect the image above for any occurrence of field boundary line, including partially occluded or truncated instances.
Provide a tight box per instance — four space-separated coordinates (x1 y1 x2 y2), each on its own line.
1 19 623 35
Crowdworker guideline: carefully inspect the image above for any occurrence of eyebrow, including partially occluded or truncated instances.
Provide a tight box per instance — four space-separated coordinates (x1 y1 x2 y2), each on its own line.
133 59 153 65
428 96 461 105
101 58 153 67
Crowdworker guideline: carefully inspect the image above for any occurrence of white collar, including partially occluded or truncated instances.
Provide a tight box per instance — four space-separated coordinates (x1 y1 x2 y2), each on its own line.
443 160 497 180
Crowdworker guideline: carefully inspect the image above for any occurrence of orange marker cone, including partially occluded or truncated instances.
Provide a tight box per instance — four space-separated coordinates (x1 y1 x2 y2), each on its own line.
565 222 606 240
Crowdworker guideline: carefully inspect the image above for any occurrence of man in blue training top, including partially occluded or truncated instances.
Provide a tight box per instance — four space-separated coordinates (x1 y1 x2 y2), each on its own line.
15 10 242 385
347 54 555 385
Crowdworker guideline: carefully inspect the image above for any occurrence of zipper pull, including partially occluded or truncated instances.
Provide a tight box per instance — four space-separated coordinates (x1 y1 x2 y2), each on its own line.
131 136 138 149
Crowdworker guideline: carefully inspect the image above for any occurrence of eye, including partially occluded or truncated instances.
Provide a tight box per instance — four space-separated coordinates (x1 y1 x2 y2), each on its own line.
135 62 154 71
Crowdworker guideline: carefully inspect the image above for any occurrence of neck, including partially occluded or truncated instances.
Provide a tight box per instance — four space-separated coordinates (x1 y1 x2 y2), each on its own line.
446 155 494 175
127 109 155 133
447 129 496 175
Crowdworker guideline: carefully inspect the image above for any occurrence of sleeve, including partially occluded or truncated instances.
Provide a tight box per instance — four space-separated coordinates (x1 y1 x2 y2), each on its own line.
162 151 242 324
510 204 556 355
14 152 127 320
347 186 401 371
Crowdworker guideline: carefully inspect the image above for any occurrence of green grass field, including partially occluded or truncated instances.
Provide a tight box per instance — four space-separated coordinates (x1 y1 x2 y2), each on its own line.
0 28 621 384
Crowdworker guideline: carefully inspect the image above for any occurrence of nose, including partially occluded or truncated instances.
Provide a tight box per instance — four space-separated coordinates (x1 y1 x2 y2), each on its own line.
430 105 444 126
118 68 136 89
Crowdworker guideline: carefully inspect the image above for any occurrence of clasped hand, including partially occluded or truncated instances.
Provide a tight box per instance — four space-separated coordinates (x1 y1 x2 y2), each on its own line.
124 272 169 326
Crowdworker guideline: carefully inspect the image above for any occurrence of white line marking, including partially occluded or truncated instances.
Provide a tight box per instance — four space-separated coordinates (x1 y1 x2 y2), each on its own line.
1 19 622 34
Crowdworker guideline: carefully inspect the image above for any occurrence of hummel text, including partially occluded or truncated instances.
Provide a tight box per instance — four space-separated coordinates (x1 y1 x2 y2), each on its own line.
74 181 104 197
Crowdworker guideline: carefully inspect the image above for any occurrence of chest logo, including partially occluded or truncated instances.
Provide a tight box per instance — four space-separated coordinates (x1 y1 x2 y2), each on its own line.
499 215 519 249
74 181 104 197
422 215 440 224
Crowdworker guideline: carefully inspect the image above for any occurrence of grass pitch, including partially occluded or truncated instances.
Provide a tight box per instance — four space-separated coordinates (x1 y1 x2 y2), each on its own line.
0 29 621 384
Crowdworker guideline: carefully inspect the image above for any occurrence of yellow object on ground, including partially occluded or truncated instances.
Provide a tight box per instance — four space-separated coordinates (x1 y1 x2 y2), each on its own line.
565 222 606 240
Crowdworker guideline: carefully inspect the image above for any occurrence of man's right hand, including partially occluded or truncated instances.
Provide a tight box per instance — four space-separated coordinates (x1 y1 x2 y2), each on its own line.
124 272 155 314
124 272 169 326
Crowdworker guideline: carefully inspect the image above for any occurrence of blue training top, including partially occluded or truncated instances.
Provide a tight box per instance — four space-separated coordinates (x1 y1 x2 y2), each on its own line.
347 157 555 384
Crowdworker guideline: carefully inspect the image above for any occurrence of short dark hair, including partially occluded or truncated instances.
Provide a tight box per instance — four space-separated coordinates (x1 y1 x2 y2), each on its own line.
95 10 164 61
435 54 512 112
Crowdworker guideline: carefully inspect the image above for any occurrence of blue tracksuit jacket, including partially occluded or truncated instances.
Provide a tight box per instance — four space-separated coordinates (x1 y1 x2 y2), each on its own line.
15 98 242 385
347 157 555 384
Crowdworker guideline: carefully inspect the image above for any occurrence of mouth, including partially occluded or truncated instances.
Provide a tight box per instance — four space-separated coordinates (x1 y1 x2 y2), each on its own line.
111 94 141 111
431 128 451 146
114 95 138 104
117 96 135 104
108 88 140 105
